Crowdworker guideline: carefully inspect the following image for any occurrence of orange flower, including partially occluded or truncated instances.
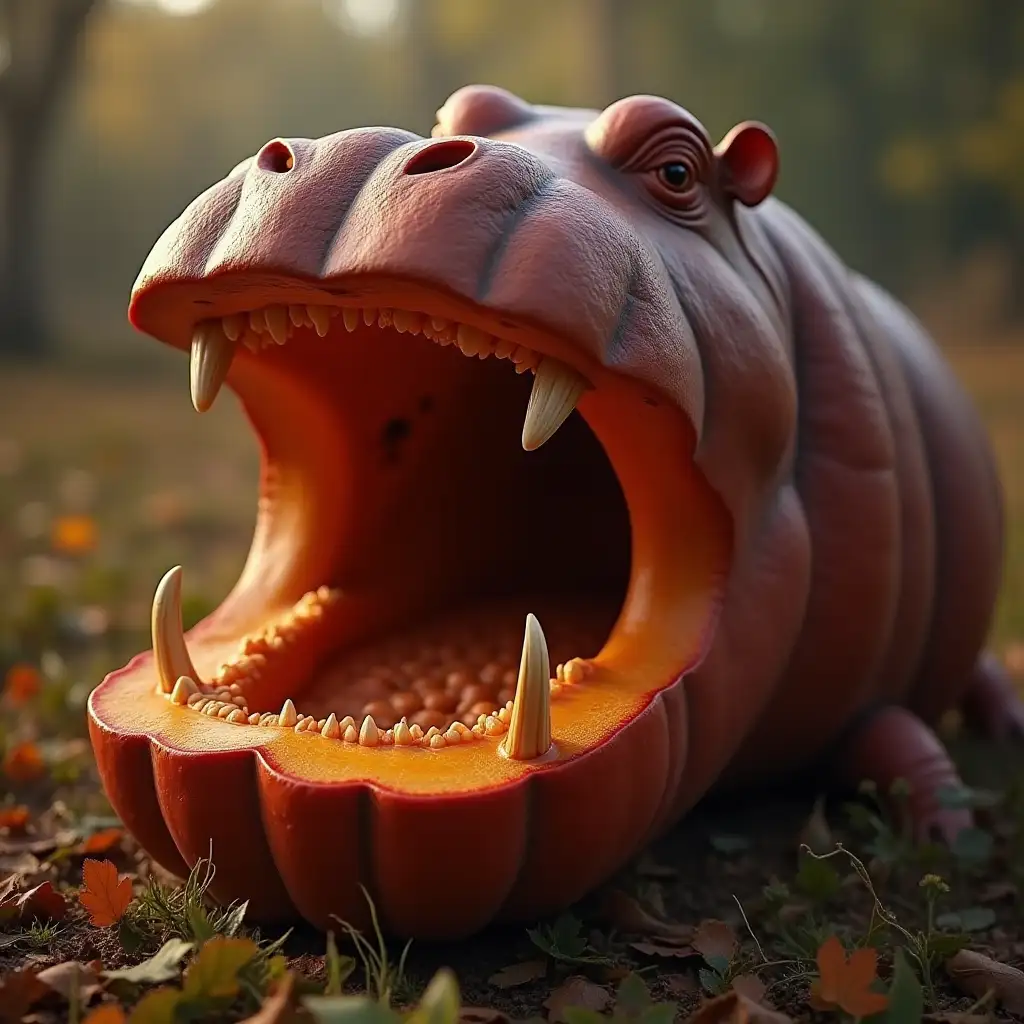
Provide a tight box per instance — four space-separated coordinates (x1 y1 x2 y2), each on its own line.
2 742 46 783
4 663 41 706
0 805 30 830
51 514 97 555
810 935 889 1018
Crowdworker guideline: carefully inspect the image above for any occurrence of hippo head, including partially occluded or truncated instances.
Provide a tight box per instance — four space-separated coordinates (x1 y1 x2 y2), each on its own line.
90 87 800 937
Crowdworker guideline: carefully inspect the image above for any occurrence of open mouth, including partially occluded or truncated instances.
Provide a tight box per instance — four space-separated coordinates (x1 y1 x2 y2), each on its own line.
143 283 729 764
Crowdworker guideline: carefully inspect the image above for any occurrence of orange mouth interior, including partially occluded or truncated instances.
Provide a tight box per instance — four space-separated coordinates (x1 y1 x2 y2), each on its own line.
140 280 731 759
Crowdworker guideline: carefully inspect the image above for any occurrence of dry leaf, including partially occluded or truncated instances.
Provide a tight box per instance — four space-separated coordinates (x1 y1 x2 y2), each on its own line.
3 665 41 706
16 881 70 921
2 742 45 783
600 889 694 941
182 936 259 999
630 940 698 959
543 976 611 1023
923 1015 992 1023
684 990 794 1023
0 967 48 1024
128 986 181 1024
82 1006 128 1024
692 920 738 963
978 881 1018 904
238 974 312 1023
946 949 1024 1014
79 858 132 927
0 806 30 831
488 960 547 988
78 829 125 856
809 936 888 1018
730 975 768 1005
460 1010 512 1024
36 960 103 1002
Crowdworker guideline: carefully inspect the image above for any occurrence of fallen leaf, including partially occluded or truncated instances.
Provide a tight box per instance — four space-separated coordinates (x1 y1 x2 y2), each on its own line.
460 1010 512 1024
630 940 698 959
600 889 694 941
15 881 69 921
102 938 193 986
664 974 699 999
488 960 547 988
692 920 738 964
0 967 48 1024
83 1006 128 1024
543 976 610 1023
36 960 103 1002
3 664 41 706
79 828 125 856
684 990 794 1023
79 858 132 927
809 935 888 1018
52 514 98 554
923 1015 993 1023
128 986 181 1024
2 742 45 783
730 974 767 1004
978 881 1018 903
946 949 1024 1014
237 974 312 1023
0 806 30 831
182 935 259 999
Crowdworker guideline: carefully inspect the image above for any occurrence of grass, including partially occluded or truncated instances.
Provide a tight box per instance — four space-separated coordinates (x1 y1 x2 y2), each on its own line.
0 338 1022 1022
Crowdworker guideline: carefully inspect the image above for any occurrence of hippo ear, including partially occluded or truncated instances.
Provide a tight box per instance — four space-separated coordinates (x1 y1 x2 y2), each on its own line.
715 122 778 207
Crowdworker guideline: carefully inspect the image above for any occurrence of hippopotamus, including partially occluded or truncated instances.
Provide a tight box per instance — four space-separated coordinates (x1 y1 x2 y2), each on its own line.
88 86 1019 940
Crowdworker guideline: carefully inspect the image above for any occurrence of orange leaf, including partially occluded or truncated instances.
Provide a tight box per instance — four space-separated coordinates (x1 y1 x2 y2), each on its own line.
78 858 132 927
79 828 125 855
810 935 889 1018
52 514 98 555
0 805 30 831
16 881 69 921
3 664 40 706
2 742 45 783
0 967 48 1024
82 1005 128 1024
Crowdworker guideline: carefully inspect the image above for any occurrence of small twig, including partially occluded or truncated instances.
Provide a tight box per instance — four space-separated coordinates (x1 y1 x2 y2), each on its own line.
732 893 767 963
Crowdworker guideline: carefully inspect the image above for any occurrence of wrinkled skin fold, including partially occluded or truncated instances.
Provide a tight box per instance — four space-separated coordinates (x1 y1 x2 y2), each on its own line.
88 85 1016 940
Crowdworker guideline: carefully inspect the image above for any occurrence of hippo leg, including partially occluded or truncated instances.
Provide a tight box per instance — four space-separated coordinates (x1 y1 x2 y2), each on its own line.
961 653 1024 740
830 705 971 841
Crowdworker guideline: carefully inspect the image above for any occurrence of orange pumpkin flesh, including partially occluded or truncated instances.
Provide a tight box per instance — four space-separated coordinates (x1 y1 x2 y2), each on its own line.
88 276 731 939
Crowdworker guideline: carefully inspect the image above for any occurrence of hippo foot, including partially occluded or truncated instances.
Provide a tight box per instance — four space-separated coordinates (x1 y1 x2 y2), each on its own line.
831 705 971 843
961 652 1024 741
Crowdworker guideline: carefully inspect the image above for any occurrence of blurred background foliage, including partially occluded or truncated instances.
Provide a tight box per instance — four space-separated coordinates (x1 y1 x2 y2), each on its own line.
0 0 1023 359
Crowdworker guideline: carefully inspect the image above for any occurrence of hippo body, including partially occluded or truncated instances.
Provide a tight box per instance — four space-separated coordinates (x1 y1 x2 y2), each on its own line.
90 86 1020 937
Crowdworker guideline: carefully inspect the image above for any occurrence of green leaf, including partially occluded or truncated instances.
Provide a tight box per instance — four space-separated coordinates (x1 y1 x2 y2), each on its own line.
926 932 969 957
325 932 356 995
303 994 403 1024
697 968 726 995
615 973 650 1015
406 968 460 1024
795 851 841 903
218 900 248 937
638 1005 677 1024
103 938 193 985
527 914 611 965
182 935 259 1000
935 783 1002 810
880 948 923 1024
951 827 994 868
708 834 750 855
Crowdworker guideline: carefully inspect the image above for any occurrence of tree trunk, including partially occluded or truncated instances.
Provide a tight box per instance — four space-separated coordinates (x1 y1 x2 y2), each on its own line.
0 110 48 358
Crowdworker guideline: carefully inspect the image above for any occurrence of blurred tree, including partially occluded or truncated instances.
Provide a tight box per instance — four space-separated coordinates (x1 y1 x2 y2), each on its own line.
0 0 101 359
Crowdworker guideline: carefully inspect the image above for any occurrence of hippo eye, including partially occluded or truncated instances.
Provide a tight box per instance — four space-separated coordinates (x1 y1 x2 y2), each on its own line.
658 162 691 191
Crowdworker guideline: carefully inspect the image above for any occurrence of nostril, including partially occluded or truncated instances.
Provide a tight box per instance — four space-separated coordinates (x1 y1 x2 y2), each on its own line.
257 139 295 174
403 139 477 175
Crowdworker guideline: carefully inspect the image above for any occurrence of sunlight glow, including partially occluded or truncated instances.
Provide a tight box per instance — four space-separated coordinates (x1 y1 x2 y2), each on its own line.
323 0 402 37
119 0 218 16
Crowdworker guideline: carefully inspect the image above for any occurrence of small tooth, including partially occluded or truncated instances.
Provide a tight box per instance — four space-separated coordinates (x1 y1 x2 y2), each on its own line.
431 316 451 331
279 699 298 728
288 305 306 328
359 715 380 746
392 309 422 334
521 357 589 451
265 305 290 344
322 713 341 739
456 324 493 357
249 309 268 334
170 676 197 705
189 321 237 413
227 709 248 724
362 307 377 326
500 613 552 760
342 724 358 743
394 720 413 745
152 567 200 694
308 305 332 337
342 308 360 333
222 314 244 341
